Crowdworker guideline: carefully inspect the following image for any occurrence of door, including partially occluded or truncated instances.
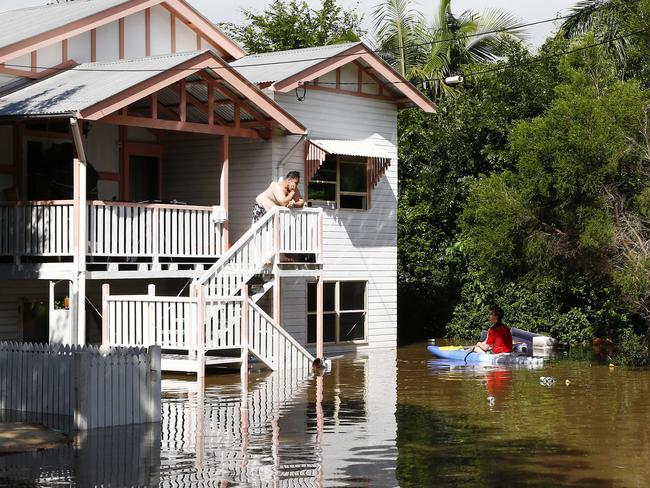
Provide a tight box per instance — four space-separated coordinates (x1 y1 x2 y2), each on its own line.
128 155 160 202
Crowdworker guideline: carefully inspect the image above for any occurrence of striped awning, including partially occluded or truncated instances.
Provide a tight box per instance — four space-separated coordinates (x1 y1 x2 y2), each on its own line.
305 139 393 190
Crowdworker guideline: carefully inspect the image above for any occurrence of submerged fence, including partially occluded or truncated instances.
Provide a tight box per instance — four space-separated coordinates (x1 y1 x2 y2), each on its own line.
0 342 161 429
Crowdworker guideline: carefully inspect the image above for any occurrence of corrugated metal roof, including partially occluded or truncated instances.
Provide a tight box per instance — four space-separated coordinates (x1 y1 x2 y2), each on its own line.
0 51 207 116
311 139 393 159
231 43 360 85
0 0 130 51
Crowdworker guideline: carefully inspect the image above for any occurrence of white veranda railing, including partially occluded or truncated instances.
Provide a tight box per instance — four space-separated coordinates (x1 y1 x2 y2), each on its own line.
0 200 223 261
102 286 313 371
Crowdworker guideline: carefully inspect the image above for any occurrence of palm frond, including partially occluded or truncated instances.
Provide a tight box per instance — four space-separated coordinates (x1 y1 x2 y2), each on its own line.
561 0 614 39
372 0 424 76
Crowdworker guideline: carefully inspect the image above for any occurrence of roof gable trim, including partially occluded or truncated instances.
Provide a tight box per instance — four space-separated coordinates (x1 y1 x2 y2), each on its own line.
0 0 163 65
163 0 246 60
79 51 306 135
271 43 436 113
0 0 246 66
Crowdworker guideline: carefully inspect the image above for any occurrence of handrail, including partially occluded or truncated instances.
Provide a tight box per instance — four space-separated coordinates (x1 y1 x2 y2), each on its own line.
196 206 323 288
106 295 199 303
195 206 279 286
248 298 315 363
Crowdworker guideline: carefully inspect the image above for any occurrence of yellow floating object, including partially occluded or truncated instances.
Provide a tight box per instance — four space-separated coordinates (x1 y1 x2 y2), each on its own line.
609 363 618 369
565 379 571 386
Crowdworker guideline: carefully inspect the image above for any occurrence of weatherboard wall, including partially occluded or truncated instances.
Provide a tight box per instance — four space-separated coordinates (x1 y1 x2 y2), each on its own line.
0 3 223 91
228 137 273 243
274 89 399 350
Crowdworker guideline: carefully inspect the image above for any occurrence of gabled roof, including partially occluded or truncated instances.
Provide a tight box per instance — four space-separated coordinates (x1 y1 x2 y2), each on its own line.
0 50 306 135
231 43 360 85
232 42 436 113
0 50 200 117
0 0 128 50
0 0 246 64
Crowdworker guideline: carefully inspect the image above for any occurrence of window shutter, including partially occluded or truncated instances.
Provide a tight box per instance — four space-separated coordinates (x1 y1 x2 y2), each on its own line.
304 140 328 186
368 157 391 190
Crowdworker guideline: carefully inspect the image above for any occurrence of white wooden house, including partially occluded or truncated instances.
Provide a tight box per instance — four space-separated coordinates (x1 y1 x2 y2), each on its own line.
0 0 435 374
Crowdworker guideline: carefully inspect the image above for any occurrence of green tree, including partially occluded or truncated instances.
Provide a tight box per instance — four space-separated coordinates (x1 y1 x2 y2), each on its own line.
559 0 650 80
450 37 649 344
220 0 364 54
372 0 525 98
397 41 561 339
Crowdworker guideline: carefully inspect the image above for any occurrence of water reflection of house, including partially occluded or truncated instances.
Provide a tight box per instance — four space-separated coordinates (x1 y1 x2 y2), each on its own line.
0 0 434 373
0 350 397 486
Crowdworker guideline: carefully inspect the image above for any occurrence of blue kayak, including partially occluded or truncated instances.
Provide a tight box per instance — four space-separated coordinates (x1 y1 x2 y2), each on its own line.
427 345 544 366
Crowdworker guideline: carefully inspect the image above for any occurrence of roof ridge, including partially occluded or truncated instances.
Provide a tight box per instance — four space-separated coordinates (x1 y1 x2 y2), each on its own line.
240 42 361 59
73 49 210 69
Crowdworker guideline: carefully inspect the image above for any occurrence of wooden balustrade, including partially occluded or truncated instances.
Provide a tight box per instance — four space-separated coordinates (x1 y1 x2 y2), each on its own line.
102 286 314 372
198 207 323 297
0 200 223 262
247 299 314 371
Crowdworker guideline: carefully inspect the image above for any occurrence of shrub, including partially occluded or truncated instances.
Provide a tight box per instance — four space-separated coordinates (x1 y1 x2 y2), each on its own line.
608 329 649 367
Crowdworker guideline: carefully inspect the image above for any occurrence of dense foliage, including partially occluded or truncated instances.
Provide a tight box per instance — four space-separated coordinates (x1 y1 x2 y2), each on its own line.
395 1 650 365
220 0 364 54
397 41 562 340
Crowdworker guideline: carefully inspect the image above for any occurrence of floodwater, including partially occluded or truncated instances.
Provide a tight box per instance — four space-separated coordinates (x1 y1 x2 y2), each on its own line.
1 342 650 487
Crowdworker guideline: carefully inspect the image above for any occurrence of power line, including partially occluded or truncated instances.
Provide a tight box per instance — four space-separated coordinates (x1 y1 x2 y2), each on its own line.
309 29 646 87
0 0 630 74
0 27 641 93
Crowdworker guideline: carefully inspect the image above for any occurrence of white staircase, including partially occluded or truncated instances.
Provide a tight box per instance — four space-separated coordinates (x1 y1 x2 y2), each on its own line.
102 207 323 374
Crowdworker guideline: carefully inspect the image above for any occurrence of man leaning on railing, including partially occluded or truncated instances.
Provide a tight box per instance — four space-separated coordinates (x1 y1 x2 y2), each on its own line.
252 171 305 223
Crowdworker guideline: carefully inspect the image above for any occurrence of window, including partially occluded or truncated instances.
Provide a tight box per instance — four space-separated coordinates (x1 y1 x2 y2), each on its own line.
308 154 368 210
307 281 367 344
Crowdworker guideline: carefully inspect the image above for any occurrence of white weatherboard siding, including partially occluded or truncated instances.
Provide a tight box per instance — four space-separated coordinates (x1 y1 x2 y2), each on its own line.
124 11 147 60
96 21 120 62
150 5 171 56
228 137 272 242
275 90 399 350
0 280 48 341
69 31 92 64
161 133 222 207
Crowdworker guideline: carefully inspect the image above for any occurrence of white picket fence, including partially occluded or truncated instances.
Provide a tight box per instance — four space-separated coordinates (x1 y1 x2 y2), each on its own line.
0 342 161 429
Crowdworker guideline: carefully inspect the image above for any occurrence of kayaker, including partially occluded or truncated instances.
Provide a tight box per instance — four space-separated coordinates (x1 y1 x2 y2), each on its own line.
472 306 513 354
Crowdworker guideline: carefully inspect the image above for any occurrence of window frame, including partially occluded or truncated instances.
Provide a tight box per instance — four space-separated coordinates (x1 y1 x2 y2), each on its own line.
308 155 369 210
306 279 368 345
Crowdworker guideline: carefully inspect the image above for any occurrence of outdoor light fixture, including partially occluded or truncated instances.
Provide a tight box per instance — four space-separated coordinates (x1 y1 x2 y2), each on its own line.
444 75 464 86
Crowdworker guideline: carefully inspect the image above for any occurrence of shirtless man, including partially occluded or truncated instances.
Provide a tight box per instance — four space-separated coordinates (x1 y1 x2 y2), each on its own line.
253 171 305 221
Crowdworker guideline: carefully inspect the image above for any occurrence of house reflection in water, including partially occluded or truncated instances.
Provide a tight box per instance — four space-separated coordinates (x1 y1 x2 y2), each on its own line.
0 349 398 487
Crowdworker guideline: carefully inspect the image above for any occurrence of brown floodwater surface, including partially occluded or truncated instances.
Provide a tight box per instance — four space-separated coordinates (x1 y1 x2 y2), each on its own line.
1 342 649 487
